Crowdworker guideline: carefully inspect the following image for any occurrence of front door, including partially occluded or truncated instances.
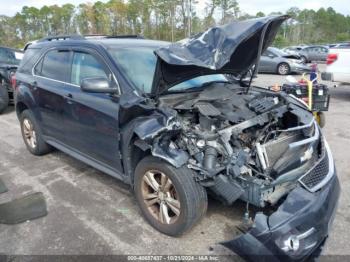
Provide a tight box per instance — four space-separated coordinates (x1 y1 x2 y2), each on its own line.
63 49 122 172
259 50 275 72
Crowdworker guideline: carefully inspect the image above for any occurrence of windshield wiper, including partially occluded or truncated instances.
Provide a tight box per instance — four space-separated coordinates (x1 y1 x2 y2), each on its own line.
167 80 231 94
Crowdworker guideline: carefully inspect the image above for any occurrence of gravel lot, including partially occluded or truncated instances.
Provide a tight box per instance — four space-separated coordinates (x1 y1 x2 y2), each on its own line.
0 65 349 257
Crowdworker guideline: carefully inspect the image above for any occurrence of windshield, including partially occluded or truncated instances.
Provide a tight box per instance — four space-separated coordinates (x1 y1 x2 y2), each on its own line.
109 47 228 93
268 47 288 57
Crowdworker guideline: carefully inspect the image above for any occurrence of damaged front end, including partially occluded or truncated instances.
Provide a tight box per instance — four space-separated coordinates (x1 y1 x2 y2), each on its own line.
131 83 338 260
150 84 334 207
123 15 339 259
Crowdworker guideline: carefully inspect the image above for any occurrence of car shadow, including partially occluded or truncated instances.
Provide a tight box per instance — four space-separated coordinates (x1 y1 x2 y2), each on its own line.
329 85 350 102
52 149 247 227
1 105 15 115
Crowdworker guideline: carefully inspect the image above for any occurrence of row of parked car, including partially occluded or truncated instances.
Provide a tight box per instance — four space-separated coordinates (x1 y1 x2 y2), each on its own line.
1 39 349 114
258 44 336 76
283 45 329 63
0 47 23 113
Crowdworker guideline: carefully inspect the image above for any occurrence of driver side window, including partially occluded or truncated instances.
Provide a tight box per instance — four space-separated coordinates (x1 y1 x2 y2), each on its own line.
71 52 109 86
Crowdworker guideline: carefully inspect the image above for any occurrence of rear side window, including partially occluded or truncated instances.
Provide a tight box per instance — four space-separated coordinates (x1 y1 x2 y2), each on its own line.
18 48 41 74
70 52 108 86
36 50 70 82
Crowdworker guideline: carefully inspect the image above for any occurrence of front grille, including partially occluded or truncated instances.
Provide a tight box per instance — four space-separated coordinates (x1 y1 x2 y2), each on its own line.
300 153 329 190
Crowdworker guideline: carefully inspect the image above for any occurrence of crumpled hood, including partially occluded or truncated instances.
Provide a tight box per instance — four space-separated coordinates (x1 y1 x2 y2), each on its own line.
152 15 289 95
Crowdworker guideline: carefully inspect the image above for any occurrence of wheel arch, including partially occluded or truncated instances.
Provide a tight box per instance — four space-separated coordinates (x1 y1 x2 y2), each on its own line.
120 115 189 187
16 101 29 119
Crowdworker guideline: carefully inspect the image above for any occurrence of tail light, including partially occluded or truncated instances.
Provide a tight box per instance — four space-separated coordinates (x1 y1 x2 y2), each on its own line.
326 53 338 65
10 72 16 90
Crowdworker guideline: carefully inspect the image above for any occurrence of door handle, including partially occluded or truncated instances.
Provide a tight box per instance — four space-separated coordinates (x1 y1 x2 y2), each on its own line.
30 81 37 90
66 93 74 104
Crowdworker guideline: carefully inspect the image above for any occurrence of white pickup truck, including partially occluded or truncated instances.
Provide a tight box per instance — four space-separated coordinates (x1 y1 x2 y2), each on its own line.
322 46 350 84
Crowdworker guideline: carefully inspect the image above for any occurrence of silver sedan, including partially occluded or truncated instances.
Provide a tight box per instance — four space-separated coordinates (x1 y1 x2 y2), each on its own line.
258 47 311 75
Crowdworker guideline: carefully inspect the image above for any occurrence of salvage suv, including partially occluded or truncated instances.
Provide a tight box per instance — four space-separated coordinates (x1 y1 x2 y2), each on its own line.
15 16 339 260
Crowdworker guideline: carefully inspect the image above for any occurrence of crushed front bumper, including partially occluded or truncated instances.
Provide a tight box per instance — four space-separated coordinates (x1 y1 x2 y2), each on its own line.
222 171 340 261
290 64 311 74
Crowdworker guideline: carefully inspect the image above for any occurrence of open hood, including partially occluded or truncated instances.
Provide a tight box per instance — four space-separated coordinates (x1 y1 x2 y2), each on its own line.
151 15 289 95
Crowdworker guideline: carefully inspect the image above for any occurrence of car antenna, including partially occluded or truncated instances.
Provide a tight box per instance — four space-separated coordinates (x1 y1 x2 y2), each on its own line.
245 22 271 94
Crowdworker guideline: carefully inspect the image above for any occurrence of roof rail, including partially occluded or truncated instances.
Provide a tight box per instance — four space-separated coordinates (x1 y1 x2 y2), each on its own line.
38 35 85 42
37 34 145 43
105 35 144 39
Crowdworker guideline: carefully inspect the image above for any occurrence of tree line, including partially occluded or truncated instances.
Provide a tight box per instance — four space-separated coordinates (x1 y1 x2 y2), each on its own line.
0 0 349 49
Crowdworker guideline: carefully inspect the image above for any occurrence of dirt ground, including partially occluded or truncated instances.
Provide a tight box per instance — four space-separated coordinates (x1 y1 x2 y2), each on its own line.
0 65 349 257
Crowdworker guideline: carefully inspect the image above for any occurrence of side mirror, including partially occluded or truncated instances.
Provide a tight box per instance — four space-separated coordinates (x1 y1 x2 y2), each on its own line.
81 77 119 94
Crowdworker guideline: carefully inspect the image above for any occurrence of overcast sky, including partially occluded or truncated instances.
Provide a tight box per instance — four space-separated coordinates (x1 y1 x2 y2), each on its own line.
0 0 349 17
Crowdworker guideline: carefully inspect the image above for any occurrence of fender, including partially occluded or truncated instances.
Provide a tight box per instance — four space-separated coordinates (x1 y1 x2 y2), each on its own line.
118 93 189 184
15 72 41 121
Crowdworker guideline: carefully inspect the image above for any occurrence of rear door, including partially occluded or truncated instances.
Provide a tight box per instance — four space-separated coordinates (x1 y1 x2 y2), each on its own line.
63 48 122 172
319 47 328 61
308 47 318 61
33 48 70 142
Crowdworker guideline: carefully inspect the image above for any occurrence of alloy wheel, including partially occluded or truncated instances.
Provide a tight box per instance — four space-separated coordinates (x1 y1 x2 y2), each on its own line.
278 64 289 75
22 118 37 149
141 170 180 224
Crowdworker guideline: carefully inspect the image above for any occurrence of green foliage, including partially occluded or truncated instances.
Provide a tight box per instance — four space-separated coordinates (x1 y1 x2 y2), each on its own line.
0 1 349 49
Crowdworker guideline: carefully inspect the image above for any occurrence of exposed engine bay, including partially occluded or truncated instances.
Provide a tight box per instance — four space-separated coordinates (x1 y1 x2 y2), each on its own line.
140 83 325 208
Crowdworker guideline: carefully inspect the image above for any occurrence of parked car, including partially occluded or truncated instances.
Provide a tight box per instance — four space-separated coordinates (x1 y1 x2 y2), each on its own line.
298 45 329 63
0 46 23 113
333 42 350 48
258 47 310 75
15 16 339 260
283 46 304 56
322 46 350 84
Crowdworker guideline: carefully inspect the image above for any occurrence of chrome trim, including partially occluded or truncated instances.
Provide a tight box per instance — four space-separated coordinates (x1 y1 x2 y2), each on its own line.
298 138 335 193
289 122 319 149
296 227 316 240
31 46 121 94
279 118 314 132
34 74 80 88
281 227 316 252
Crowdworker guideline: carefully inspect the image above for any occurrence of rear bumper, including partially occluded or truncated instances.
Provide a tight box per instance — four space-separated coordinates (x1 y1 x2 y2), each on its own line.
322 71 350 84
290 64 311 74
222 172 340 261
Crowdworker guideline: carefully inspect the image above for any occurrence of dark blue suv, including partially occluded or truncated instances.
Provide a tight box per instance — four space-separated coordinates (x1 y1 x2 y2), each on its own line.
15 16 339 260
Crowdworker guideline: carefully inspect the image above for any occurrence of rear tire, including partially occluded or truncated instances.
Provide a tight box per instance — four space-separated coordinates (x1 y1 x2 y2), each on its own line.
20 110 52 156
134 156 207 236
0 84 9 114
277 63 290 75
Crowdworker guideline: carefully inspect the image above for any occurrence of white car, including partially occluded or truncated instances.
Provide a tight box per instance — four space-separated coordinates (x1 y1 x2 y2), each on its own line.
322 46 350 84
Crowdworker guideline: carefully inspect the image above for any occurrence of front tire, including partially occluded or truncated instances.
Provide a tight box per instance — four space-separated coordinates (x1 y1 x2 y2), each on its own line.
300 56 307 64
0 84 9 114
20 110 52 155
134 156 207 236
277 63 290 75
